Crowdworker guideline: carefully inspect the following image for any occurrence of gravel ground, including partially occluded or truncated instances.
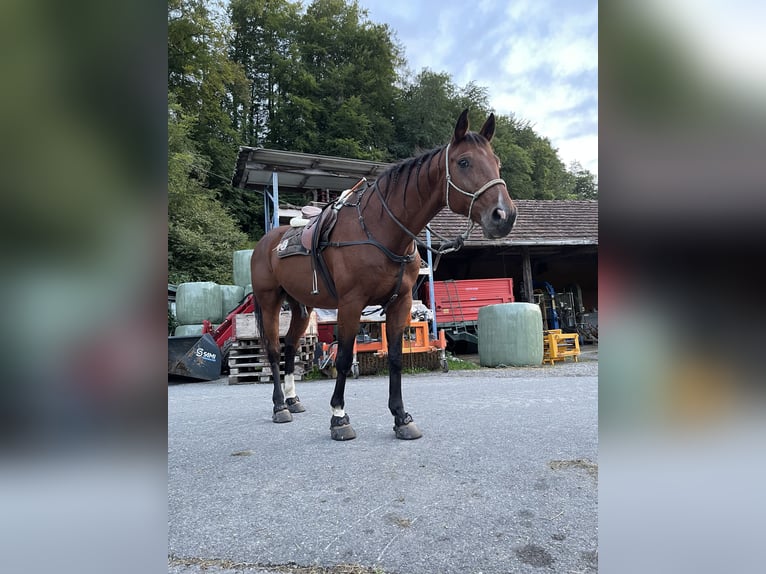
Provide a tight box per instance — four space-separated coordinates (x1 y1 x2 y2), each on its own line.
169 348 597 573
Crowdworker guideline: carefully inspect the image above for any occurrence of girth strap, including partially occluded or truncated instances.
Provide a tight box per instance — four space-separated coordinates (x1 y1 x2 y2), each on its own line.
311 207 339 300
312 181 416 313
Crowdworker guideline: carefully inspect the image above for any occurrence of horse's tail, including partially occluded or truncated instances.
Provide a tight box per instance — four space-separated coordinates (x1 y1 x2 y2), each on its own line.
252 296 266 343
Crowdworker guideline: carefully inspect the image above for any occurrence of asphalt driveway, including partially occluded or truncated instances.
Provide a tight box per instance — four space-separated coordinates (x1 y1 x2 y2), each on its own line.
168 353 597 573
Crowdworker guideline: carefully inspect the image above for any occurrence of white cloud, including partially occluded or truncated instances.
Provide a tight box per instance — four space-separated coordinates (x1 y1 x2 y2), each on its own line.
360 0 599 176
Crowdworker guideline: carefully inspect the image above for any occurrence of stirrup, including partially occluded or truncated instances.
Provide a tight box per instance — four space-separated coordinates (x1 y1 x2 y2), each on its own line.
311 268 319 294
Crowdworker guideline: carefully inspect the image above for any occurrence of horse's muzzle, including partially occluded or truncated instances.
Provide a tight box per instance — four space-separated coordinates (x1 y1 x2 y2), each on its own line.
481 201 517 239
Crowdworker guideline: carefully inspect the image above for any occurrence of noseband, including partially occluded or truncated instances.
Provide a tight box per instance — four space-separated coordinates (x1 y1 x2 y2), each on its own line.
444 143 506 223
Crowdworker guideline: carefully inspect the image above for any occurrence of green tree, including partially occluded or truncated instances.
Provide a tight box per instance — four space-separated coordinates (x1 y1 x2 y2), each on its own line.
285 0 400 160
569 161 598 199
490 114 536 199
394 70 460 154
168 97 249 284
169 0 251 231
229 0 302 147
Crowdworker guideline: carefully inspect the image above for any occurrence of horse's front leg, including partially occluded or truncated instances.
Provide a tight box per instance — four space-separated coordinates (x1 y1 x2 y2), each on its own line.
386 302 423 440
328 309 361 441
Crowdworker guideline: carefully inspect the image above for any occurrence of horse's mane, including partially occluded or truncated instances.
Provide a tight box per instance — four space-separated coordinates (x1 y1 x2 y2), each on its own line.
373 132 487 213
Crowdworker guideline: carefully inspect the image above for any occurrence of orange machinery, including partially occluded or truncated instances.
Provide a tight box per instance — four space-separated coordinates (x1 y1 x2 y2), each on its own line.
320 320 448 378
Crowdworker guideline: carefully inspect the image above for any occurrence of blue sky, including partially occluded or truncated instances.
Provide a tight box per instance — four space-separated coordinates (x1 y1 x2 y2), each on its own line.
359 0 598 178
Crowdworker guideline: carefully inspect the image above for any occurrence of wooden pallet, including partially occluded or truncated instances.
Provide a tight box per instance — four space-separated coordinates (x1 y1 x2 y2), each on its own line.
228 335 318 384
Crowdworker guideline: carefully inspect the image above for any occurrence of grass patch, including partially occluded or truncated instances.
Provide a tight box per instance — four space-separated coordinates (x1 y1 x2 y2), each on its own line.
446 353 480 370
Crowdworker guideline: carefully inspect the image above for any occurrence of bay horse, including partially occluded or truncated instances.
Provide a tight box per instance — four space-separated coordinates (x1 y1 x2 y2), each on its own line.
250 109 517 440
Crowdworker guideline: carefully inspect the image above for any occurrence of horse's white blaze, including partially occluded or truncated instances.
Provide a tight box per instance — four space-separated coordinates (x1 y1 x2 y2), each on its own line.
332 406 345 418
283 374 296 399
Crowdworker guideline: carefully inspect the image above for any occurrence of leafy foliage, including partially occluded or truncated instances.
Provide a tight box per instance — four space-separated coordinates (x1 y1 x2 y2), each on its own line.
168 97 249 284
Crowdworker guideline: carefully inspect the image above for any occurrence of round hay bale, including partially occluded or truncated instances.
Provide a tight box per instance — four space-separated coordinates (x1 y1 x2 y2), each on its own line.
220 284 245 316
233 249 254 288
174 324 205 337
175 282 223 325
478 303 543 367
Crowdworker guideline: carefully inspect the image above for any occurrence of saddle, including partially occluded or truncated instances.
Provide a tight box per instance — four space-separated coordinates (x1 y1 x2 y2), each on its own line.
276 205 338 259
274 183 365 298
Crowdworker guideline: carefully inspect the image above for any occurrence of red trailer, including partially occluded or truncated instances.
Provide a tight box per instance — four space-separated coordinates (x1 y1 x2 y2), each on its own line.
422 278 514 345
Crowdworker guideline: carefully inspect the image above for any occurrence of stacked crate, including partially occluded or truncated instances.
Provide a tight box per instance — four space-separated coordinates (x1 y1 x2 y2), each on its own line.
228 311 318 384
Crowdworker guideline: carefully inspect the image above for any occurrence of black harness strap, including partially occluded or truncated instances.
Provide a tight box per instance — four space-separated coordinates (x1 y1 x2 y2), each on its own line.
314 183 417 315
311 206 338 300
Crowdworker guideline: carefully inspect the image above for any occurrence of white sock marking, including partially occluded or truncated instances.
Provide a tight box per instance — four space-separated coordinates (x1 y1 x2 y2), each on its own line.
331 406 345 418
283 374 296 399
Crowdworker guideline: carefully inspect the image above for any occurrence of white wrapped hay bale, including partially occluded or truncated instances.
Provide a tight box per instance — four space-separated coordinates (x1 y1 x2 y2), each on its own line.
232 249 254 288
175 281 223 325
478 303 543 367
220 284 245 317
174 324 205 337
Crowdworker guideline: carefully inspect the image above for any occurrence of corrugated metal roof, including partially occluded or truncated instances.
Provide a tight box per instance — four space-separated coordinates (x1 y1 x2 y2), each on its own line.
232 147 390 193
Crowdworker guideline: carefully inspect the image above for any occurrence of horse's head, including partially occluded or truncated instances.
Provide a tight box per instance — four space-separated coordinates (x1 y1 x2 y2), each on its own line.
445 109 517 239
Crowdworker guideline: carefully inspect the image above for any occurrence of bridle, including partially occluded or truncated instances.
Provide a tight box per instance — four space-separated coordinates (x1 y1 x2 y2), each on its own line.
443 142 506 228
369 142 508 257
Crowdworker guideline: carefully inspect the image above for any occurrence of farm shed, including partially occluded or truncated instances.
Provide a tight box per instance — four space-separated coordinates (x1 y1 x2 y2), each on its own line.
421 200 598 312
231 147 598 317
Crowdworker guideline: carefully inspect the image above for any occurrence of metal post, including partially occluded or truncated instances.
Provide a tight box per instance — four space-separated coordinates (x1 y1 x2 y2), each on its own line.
271 171 280 230
263 189 272 232
426 229 438 340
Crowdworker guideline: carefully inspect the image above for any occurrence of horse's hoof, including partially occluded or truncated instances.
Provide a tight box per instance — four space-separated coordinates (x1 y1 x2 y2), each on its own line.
394 422 423 440
330 424 356 441
330 414 356 441
272 408 293 423
286 396 305 413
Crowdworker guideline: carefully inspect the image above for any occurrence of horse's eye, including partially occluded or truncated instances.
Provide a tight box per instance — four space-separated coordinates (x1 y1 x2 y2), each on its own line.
457 158 470 168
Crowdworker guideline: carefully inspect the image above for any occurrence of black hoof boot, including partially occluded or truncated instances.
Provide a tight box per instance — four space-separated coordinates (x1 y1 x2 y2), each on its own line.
273 406 293 423
286 396 305 413
393 413 422 440
330 414 356 441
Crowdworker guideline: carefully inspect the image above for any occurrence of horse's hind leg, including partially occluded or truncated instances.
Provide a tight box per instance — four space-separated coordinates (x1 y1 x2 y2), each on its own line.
254 291 292 423
282 298 312 414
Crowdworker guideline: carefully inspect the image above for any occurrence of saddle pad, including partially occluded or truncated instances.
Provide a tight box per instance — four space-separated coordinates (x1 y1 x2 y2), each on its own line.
275 227 309 258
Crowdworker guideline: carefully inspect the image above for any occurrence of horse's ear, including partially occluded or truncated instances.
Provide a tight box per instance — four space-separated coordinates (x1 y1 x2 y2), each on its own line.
453 108 470 143
479 113 496 142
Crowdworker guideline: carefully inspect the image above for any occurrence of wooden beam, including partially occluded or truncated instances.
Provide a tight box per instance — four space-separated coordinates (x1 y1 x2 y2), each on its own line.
522 247 534 303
